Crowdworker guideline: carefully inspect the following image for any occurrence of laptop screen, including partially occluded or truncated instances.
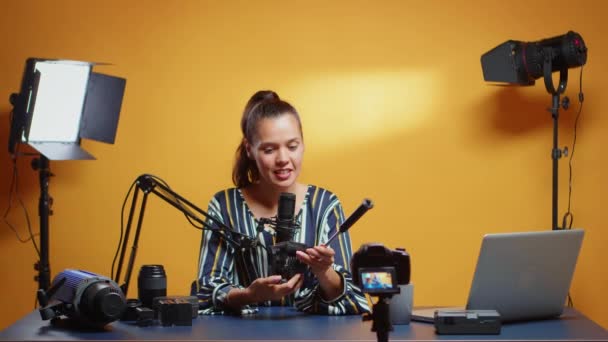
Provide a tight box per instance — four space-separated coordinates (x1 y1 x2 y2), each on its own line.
466 229 584 322
412 229 584 323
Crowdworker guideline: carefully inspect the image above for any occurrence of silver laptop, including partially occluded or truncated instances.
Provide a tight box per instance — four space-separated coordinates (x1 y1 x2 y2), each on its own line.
412 229 584 323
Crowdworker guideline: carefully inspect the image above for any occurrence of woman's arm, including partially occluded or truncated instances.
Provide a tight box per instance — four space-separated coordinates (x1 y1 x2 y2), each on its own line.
294 197 370 315
296 245 343 300
226 274 303 308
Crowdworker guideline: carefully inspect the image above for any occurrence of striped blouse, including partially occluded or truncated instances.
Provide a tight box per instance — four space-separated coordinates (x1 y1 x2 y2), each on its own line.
194 185 370 315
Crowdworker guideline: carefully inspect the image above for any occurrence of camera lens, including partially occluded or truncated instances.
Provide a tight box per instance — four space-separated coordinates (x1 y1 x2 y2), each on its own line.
138 265 167 308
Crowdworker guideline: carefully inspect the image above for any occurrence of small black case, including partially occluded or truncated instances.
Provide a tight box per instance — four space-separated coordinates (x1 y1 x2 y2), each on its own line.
434 309 501 335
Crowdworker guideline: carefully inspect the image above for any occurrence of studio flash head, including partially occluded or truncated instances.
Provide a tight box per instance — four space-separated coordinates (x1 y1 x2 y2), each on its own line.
38 269 127 328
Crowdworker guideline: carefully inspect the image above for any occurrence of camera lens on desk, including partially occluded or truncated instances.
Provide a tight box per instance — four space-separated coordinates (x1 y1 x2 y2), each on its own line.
138 265 167 308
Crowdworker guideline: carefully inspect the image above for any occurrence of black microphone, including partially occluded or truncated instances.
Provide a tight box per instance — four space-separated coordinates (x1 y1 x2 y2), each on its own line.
269 192 306 279
325 198 374 246
275 192 297 243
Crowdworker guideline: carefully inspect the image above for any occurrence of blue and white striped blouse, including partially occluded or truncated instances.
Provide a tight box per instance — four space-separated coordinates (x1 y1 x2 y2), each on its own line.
194 185 370 315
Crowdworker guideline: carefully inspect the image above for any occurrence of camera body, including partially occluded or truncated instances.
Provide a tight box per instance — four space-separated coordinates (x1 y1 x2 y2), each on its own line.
269 241 308 280
351 243 410 296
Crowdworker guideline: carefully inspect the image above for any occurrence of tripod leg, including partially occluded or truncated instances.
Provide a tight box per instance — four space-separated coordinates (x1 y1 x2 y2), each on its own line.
371 297 393 342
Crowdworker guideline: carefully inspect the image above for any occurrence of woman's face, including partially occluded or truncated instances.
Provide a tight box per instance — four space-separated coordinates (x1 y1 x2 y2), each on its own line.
247 114 304 191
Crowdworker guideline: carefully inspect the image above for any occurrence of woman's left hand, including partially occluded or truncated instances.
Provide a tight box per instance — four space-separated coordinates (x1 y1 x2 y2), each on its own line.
296 245 335 277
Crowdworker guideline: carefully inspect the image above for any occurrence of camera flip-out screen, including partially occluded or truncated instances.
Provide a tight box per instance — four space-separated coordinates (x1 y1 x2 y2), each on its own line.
359 267 399 294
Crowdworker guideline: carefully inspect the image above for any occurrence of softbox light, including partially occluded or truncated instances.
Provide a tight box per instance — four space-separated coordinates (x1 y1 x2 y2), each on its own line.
8 58 126 160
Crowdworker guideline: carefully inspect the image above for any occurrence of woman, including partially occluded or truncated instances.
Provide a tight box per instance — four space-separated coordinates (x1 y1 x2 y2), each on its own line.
195 90 369 315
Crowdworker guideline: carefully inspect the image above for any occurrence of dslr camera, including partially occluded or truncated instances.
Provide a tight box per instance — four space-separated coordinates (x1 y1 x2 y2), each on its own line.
268 241 308 280
351 243 410 296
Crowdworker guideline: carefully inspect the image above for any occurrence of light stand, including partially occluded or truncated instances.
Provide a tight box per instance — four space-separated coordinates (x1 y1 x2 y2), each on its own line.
7 58 126 291
480 31 587 231
33 155 52 290
542 48 569 230
113 175 259 297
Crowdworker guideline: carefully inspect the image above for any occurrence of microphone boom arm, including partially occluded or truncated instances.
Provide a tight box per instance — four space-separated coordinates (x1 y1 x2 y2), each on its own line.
114 174 254 296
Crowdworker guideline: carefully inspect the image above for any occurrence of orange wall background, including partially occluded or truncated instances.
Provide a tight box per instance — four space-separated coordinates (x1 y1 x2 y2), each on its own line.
1 0 606 330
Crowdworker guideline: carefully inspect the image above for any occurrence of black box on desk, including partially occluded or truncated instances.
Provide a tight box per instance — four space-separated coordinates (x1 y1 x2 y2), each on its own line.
155 298 194 326
153 296 198 319
434 309 501 335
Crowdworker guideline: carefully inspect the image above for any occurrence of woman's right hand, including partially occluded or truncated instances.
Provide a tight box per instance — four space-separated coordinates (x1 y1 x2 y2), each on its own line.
226 274 303 308
246 274 303 302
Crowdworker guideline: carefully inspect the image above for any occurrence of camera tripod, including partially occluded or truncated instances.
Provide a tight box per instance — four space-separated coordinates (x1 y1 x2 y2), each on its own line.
363 295 393 342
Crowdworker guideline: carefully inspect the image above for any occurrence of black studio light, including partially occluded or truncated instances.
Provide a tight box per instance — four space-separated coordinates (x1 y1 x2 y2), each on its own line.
481 31 587 90
481 32 587 230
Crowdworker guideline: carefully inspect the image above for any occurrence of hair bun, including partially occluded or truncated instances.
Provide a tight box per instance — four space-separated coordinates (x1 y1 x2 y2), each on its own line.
250 90 280 105
241 90 279 133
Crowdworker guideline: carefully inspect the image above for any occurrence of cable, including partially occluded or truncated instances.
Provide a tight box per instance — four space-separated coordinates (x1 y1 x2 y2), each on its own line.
111 178 137 280
562 66 584 309
561 65 584 230
2 143 40 257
